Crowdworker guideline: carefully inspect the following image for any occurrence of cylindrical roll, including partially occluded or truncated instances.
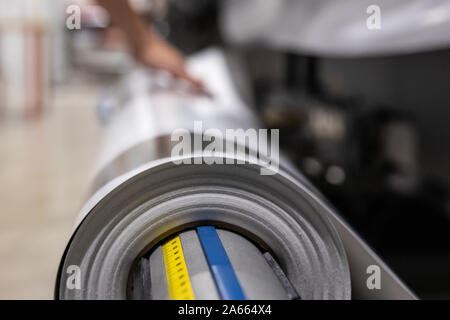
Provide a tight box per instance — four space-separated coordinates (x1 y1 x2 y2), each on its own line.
55 49 351 300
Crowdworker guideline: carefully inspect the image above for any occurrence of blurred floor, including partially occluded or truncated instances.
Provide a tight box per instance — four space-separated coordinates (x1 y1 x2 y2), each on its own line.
0 80 103 299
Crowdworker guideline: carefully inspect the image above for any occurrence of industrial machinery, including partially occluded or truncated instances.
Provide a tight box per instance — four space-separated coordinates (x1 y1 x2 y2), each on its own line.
219 1 450 298
55 49 415 300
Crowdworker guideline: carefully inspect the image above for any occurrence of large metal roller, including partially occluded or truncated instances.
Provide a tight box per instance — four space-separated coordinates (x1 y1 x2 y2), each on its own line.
55 49 414 300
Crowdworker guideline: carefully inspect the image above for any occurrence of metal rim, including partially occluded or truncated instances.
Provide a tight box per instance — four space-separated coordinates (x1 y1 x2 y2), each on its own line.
58 155 351 300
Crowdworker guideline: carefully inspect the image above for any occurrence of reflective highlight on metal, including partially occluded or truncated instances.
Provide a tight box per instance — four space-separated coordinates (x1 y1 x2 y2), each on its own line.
178 230 220 300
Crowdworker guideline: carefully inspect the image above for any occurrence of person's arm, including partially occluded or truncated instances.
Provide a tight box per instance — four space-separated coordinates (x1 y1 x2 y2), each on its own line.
97 0 202 87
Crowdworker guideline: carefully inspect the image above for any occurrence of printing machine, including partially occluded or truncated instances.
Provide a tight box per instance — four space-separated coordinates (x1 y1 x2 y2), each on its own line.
57 0 450 299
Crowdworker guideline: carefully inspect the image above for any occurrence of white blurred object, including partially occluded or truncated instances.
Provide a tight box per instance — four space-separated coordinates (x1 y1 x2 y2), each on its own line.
0 0 51 117
221 0 450 57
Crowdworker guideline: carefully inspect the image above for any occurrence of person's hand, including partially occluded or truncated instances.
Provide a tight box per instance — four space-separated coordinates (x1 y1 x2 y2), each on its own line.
135 31 204 89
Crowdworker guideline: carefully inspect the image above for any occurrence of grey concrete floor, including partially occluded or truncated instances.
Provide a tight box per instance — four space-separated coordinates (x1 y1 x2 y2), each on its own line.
0 83 102 299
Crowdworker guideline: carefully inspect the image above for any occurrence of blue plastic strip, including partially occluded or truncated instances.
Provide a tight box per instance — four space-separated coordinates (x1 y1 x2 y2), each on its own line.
197 226 246 300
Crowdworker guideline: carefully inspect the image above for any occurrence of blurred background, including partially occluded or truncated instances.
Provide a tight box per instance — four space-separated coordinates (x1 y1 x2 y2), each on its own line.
0 0 450 299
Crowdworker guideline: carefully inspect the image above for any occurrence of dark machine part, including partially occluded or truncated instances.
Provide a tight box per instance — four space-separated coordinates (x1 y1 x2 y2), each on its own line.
239 46 450 298
149 0 222 54
56 49 414 300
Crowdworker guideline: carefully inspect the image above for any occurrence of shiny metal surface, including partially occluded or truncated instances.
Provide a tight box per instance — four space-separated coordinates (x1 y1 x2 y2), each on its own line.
178 230 220 300
217 229 289 299
139 229 290 300
57 153 352 299
56 48 414 300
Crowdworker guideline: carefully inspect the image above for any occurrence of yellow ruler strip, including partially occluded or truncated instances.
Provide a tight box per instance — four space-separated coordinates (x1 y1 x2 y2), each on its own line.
162 236 195 300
